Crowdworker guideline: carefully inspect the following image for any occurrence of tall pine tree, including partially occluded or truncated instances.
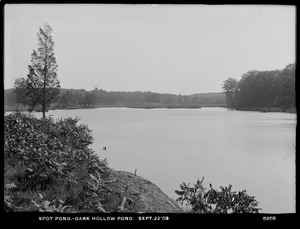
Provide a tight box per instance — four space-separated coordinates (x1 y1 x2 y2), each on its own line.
25 23 60 118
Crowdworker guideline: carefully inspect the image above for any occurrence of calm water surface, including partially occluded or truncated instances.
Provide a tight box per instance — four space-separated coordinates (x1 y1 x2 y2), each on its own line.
28 107 296 213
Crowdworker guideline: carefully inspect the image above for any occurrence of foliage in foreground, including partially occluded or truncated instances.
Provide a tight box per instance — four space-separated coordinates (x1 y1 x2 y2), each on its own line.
175 177 261 213
4 112 111 212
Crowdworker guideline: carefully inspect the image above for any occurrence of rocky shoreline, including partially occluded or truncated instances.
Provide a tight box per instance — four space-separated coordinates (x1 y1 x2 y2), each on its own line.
105 170 182 213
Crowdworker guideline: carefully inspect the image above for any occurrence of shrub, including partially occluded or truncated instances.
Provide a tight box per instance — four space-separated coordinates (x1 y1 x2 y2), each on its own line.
175 177 261 213
4 112 110 212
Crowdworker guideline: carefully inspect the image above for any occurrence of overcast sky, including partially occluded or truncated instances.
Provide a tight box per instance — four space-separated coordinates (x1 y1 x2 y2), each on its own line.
4 4 295 95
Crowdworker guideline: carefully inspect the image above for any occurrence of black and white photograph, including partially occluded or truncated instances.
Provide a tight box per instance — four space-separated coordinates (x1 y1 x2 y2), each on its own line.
3 3 296 224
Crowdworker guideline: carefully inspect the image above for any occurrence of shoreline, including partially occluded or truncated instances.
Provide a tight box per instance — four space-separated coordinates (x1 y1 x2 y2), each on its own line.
4 104 295 113
4 104 226 112
235 107 297 114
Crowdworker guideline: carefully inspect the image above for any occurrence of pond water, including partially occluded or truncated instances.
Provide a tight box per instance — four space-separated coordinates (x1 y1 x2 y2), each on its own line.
22 107 296 213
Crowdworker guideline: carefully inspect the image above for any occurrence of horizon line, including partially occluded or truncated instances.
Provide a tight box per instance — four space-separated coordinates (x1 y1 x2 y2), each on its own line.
4 87 224 96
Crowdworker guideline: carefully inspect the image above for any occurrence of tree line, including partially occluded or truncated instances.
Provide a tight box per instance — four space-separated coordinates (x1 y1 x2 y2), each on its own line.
222 63 296 111
57 89 226 108
7 87 226 110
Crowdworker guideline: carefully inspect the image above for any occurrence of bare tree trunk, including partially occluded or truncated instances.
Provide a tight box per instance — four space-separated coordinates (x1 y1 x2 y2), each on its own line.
43 79 46 118
42 105 46 118
43 47 47 119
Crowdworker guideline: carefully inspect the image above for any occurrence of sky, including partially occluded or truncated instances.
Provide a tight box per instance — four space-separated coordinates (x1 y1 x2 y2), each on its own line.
4 4 296 95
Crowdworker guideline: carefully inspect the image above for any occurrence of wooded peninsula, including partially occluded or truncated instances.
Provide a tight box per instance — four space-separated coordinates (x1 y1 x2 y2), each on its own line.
222 62 295 113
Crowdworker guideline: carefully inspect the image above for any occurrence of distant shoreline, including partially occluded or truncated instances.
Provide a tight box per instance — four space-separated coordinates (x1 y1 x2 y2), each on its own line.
4 104 295 113
4 104 226 112
3 106 204 112
236 107 297 114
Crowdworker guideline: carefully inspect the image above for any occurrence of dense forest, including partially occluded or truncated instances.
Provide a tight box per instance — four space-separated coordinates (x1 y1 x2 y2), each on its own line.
4 88 226 110
222 63 296 112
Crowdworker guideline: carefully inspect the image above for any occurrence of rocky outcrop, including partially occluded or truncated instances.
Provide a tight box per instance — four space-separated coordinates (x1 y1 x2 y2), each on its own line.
105 170 182 213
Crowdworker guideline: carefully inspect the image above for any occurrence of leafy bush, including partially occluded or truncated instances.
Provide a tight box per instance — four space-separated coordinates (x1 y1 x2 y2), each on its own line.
4 112 110 212
175 177 261 213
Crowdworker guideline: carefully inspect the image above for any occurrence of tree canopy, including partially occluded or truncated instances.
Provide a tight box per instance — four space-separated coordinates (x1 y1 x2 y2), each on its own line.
222 63 295 111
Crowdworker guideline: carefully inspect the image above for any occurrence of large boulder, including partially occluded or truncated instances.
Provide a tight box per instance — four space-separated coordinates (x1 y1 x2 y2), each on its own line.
105 170 182 213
